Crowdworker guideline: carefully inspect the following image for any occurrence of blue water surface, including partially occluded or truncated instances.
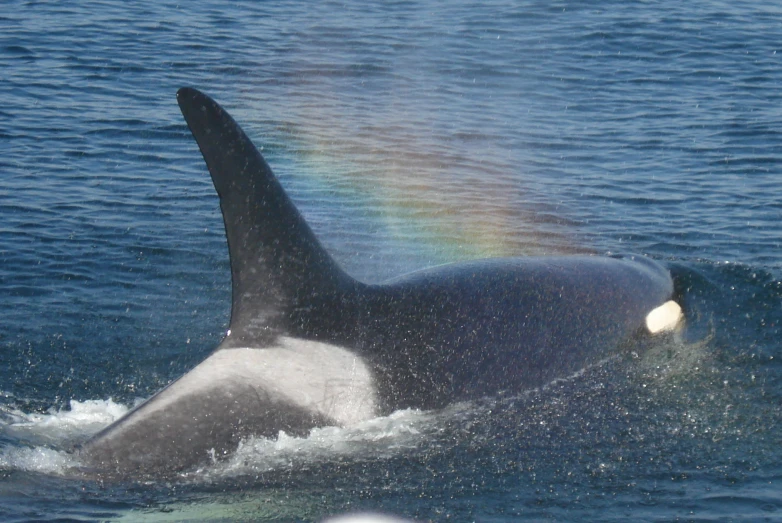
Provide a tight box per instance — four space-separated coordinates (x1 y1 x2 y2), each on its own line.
1 0 781 521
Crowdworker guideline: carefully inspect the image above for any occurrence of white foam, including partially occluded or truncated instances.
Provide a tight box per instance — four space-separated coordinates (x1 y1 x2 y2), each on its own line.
2 399 129 446
200 403 473 479
0 394 476 480
0 398 130 475
0 445 76 475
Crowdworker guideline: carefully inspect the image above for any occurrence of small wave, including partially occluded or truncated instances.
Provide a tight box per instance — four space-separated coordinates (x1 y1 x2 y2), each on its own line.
1 398 129 447
0 396 478 480
198 403 475 480
0 445 75 475
0 398 130 476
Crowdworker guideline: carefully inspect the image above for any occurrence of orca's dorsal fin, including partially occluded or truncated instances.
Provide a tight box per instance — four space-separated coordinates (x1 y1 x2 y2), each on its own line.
177 87 352 346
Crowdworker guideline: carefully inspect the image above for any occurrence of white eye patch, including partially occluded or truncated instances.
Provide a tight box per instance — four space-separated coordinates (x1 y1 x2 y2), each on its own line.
645 300 683 334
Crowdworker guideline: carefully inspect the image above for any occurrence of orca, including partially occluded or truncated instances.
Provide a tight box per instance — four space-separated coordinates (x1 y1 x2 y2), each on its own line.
78 88 682 478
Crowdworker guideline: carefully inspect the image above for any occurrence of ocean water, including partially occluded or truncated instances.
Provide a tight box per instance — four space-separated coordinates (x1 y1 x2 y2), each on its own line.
1 0 781 521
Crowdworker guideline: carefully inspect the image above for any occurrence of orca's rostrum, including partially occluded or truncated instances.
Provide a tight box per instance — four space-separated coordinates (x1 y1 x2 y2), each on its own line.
80 88 683 478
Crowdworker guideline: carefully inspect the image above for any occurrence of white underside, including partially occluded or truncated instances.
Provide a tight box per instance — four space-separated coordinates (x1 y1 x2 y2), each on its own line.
125 336 378 429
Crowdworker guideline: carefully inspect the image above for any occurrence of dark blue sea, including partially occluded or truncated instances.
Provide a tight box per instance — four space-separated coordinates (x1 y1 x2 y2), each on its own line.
2 0 781 521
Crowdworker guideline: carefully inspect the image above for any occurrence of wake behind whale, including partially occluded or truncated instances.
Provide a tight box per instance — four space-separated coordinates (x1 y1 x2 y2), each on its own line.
77 88 682 478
